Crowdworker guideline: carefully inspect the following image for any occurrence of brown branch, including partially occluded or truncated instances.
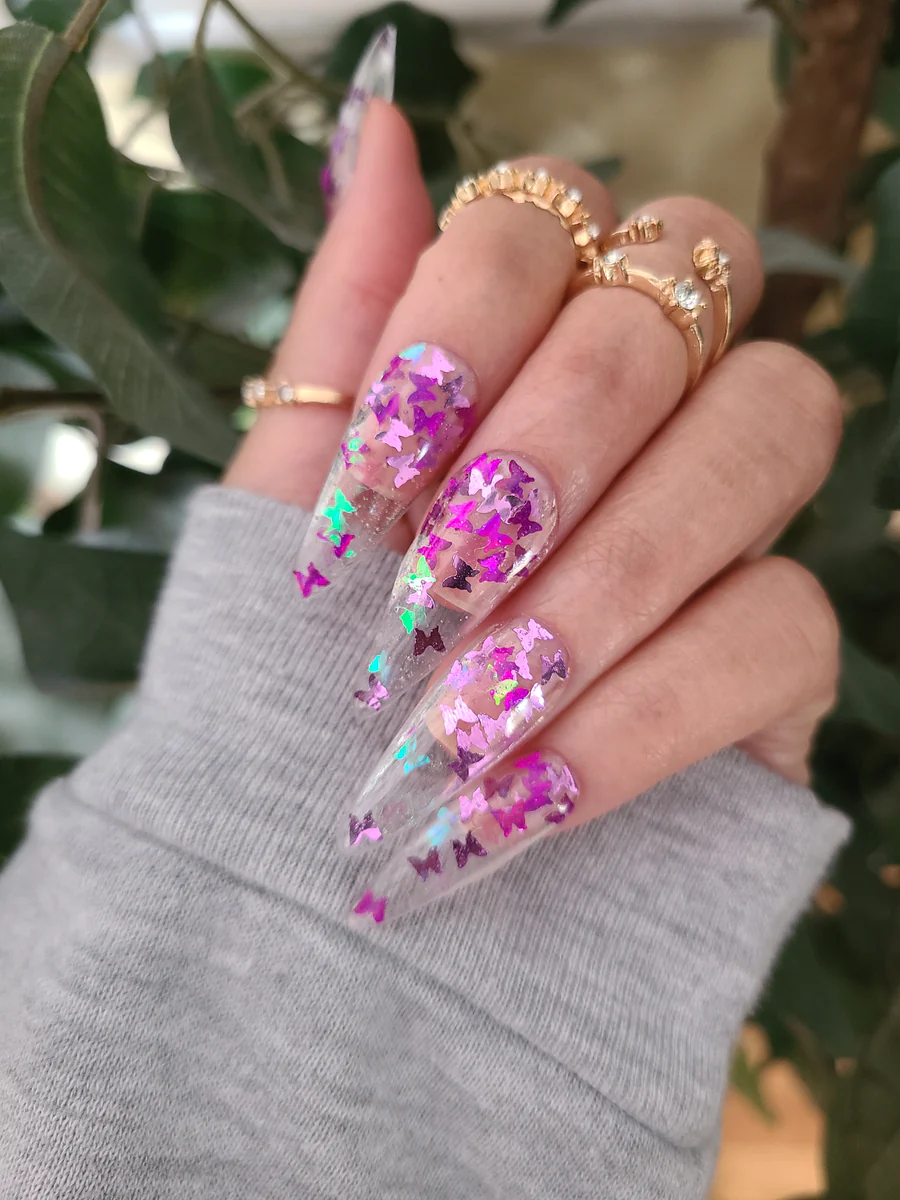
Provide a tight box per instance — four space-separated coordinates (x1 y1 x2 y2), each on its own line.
753 0 892 342
63 0 111 53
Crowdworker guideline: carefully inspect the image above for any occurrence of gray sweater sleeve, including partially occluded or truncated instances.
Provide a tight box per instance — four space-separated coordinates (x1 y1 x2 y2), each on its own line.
0 487 848 1200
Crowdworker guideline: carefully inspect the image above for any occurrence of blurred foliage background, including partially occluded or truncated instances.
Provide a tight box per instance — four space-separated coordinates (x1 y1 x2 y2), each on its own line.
1 0 900 1196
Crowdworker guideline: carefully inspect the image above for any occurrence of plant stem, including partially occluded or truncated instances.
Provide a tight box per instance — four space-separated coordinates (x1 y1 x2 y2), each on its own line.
63 0 110 53
753 0 893 342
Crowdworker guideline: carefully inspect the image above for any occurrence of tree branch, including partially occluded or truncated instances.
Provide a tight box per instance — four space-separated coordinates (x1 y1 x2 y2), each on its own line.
753 0 892 342
63 0 111 53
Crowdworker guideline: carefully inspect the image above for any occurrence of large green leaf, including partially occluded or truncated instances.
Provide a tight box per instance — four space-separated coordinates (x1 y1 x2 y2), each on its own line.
6 0 131 56
846 161 900 375
0 24 235 465
135 48 271 107
0 524 165 692
169 55 324 253
836 639 900 737
876 354 900 508
0 753 76 866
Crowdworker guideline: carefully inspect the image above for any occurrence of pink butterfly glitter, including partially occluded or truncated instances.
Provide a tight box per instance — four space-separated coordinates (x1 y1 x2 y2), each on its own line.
408 846 442 881
491 799 528 837
441 374 469 407
545 795 575 824
503 686 530 711
368 391 400 424
475 513 513 552
376 418 413 451
340 440 368 469
514 619 553 653
293 563 329 597
516 750 545 772
508 459 535 496
514 649 532 679
353 890 387 922
519 684 547 722
490 645 516 680
317 530 355 559
450 746 484 782
459 788 489 822
441 695 477 734
446 500 478 533
478 711 508 743
509 500 543 540
412 405 445 439
541 649 568 683
417 533 453 568
348 811 382 846
484 772 514 800
458 724 488 753
442 556 479 592
414 626 445 657
408 372 438 405
477 551 508 584
452 830 487 868
427 348 456 380
353 674 390 712
386 454 420 488
446 658 472 690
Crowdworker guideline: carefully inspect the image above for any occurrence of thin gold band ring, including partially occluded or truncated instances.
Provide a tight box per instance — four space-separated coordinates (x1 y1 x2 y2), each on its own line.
241 378 352 409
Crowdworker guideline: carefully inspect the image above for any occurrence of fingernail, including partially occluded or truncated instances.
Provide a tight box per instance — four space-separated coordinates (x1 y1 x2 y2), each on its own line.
343 620 570 850
321 24 396 215
294 343 477 600
349 750 578 924
360 452 557 700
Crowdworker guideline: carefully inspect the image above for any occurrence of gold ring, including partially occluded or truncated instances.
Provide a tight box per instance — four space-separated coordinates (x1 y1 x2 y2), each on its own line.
693 239 733 365
438 163 602 264
241 377 351 409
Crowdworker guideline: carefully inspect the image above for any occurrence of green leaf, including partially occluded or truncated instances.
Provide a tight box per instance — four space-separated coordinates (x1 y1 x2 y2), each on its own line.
544 0 600 27
6 0 132 56
169 55 324 253
0 753 76 866
0 24 235 465
135 48 271 106
875 64 900 135
757 226 860 284
850 147 900 205
174 326 270 390
581 156 623 183
730 1045 776 1121
835 639 900 736
0 412 53 517
875 355 900 508
0 524 165 692
846 162 900 375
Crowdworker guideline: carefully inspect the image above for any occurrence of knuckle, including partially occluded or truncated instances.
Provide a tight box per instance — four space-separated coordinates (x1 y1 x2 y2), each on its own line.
755 557 840 681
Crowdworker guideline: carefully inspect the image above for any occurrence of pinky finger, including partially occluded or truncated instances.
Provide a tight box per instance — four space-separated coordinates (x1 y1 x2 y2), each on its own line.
350 557 839 924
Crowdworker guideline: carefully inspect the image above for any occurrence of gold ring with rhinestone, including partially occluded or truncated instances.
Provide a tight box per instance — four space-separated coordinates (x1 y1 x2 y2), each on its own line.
241 377 352 409
693 239 733 365
438 163 602 265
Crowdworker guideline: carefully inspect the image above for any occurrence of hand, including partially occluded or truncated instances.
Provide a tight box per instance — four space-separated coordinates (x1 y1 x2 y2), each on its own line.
225 101 840 922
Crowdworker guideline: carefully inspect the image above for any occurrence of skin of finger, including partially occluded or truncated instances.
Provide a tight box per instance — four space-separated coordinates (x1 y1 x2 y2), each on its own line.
224 101 434 509
408 194 766 548
540 554 839 823
470 339 842 716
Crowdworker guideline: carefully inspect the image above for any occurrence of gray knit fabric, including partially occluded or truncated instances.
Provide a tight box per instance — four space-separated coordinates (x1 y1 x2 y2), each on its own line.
0 487 848 1199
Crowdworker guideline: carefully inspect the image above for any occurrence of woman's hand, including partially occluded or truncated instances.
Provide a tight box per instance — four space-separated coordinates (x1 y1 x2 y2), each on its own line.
225 100 841 922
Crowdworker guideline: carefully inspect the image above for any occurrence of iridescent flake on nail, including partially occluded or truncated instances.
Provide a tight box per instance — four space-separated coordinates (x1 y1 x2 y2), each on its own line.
296 343 477 600
361 453 557 696
349 751 578 923
344 622 570 848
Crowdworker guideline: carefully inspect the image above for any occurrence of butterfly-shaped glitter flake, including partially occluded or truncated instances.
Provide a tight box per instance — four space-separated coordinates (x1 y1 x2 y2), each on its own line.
475 511 513 548
376 418 414 451
408 371 438 406
541 649 568 684
489 645 516 681
323 489 356 533
524 785 553 813
293 563 329 597
408 846 442 881
545 795 575 824
427 348 456 380
514 618 554 653
340 437 368 468
417 532 452 569
353 890 387 922
413 625 446 658
394 732 430 774
490 678 517 707
476 551 508 584
478 712 508 745
442 555 479 592
518 683 547 722
514 649 532 679
367 391 400 424
459 788 489 822
503 686 530 711
318 530 355 559
427 805 458 846
386 453 420 488
508 459 535 496
440 695 477 734
467 459 503 499
509 500 543 540
412 405 445 439
450 746 484 782
445 657 473 690
452 829 487 868
348 811 382 846
491 799 528 837
353 674 390 712
483 772 515 800
446 499 478 533
404 555 436 609
399 342 426 362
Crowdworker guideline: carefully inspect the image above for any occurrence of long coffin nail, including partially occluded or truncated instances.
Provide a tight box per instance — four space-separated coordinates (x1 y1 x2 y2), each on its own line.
321 24 396 214
294 343 477 599
344 620 570 850
359 452 557 702
349 750 578 924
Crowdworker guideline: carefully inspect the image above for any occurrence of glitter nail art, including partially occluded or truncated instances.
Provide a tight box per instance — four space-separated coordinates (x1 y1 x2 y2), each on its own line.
348 751 578 924
321 24 396 214
360 452 557 700
343 621 570 850
294 343 477 600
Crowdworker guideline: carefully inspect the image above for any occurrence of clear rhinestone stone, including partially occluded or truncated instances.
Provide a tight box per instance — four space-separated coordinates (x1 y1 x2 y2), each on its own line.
587 223 601 240
534 168 549 180
567 187 582 203
278 385 294 402
494 161 510 172
252 379 266 400
718 251 730 265
602 248 626 266
674 281 702 311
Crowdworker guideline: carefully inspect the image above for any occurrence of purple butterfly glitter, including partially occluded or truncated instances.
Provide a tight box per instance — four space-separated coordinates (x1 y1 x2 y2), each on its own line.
353 890 387 922
491 799 528 837
442 555 479 592
317 530 355 559
545 795 575 824
412 405 445 439
408 371 438 406
417 533 453 568
477 550 508 584
475 512 513 552
450 746 484 782
452 830 487 868
446 500 478 533
540 650 568 684
413 625 446 657
504 686 530 711
514 619 553 653
507 458 535 496
483 772 515 800
353 674 390 712
293 563 329 597
440 374 468 407
376 417 413 451
348 811 382 846
459 788 489 822
408 846 442 881
386 453 420 488
367 391 400 424
509 501 543 540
